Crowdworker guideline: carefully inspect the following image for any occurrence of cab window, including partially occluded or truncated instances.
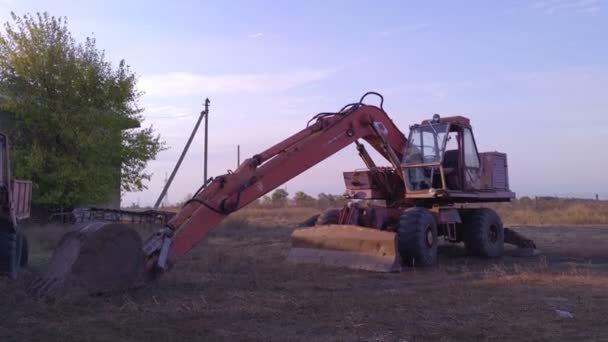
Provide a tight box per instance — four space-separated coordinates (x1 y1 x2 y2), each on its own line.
463 128 479 168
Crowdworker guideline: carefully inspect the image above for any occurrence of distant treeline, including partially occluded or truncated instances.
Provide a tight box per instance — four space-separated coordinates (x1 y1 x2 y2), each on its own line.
248 190 608 225
141 190 608 225
249 189 349 209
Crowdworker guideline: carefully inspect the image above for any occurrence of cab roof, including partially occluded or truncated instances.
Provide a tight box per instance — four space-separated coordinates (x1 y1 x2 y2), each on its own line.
421 115 471 128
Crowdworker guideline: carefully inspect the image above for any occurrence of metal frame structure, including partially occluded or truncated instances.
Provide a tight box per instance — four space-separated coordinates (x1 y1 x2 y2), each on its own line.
0 132 32 278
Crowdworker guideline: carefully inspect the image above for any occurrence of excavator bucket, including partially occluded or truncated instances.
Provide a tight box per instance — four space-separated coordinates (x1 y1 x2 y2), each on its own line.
29 222 146 297
287 225 401 272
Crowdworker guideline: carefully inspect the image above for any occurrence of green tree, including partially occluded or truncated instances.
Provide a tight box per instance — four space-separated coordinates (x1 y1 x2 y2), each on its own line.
317 192 345 209
258 195 272 207
270 189 289 207
294 191 315 207
0 12 164 207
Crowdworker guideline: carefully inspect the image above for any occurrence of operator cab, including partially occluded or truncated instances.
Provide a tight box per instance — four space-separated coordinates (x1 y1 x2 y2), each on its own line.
402 115 514 203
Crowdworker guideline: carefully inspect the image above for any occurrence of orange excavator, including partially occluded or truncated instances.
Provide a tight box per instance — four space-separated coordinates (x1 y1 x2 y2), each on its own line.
30 92 536 296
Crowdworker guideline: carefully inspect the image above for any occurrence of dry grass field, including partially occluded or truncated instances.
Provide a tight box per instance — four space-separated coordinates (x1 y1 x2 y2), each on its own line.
2 205 608 341
490 197 608 225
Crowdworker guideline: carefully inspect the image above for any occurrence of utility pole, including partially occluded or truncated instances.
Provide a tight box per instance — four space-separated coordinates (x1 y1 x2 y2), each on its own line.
161 173 169 208
237 144 240 169
204 98 210 183
154 99 210 209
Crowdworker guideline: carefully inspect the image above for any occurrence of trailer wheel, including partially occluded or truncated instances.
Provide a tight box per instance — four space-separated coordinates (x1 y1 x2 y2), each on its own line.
316 209 340 225
463 208 504 258
397 207 438 267
0 228 19 279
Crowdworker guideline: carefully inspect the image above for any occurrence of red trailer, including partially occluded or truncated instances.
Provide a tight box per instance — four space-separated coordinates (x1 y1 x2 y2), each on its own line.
0 132 32 279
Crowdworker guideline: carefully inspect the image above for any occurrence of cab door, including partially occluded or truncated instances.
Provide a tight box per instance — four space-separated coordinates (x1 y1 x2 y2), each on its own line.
462 127 481 190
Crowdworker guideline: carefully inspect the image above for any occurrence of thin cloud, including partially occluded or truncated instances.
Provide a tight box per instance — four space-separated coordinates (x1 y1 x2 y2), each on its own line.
532 0 601 14
249 32 264 38
143 104 196 119
139 67 339 97
381 80 477 101
0 0 13 10
379 23 431 37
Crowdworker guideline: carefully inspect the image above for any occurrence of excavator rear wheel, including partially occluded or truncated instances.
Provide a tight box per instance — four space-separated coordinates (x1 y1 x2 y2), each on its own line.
463 208 504 258
315 208 340 225
397 207 438 267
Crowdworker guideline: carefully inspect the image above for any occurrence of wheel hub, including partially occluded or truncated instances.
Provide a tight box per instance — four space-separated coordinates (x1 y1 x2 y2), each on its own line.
489 225 498 243
425 225 434 247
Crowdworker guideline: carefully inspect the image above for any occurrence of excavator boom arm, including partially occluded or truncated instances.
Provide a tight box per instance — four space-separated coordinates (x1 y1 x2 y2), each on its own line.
146 101 408 271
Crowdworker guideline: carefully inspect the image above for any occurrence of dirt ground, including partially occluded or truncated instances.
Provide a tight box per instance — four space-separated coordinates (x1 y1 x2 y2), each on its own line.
1 207 608 341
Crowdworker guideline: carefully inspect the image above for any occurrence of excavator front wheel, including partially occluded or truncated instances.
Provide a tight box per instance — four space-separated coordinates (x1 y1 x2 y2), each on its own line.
463 208 504 258
396 207 438 267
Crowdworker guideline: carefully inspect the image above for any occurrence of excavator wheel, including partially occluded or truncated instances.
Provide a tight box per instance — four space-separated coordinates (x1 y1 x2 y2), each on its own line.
396 207 438 267
29 221 146 298
315 208 340 225
463 208 504 258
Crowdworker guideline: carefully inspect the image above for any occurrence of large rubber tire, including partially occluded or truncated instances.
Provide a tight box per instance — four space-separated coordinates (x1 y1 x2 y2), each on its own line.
0 229 19 279
397 207 438 267
463 208 504 258
19 232 28 268
316 209 340 225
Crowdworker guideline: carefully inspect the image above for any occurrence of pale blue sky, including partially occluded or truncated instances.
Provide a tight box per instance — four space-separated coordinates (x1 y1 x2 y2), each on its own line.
1 0 606 205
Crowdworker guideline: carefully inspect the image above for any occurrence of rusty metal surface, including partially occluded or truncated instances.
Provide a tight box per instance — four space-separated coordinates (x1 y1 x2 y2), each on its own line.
0 132 32 224
288 225 401 272
420 115 471 127
479 152 509 191
287 247 400 272
50 207 175 226
405 190 515 202
343 167 404 202
11 180 32 221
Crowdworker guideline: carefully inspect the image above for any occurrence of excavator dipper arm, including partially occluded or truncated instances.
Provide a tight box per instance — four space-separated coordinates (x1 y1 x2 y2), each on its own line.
145 97 407 273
